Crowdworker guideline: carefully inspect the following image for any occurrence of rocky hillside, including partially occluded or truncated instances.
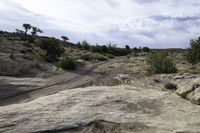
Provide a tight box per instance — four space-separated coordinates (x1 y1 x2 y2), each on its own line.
0 31 109 77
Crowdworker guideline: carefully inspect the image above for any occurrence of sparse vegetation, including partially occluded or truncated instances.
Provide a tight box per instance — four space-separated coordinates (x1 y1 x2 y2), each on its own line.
79 41 130 57
16 24 44 42
146 52 177 75
60 58 76 70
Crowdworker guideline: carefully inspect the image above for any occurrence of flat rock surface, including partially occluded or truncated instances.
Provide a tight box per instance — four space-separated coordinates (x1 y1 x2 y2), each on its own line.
0 86 200 133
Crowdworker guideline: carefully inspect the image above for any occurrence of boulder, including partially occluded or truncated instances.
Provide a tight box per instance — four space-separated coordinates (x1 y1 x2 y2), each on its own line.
186 87 200 105
164 82 177 90
176 77 200 105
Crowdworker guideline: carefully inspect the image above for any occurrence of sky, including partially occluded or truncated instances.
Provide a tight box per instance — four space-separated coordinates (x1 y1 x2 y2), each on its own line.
0 0 200 48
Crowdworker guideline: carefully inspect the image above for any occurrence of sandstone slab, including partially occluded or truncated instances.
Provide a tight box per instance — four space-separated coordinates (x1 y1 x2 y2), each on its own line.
176 77 200 105
0 86 200 133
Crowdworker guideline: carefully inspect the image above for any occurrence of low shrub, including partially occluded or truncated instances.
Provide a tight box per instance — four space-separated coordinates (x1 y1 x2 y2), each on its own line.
106 53 115 59
95 54 108 61
146 52 177 75
60 58 76 70
142 47 150 52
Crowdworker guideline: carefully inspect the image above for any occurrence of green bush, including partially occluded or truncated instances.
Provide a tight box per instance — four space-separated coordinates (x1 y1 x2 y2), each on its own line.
39 38 65 62
186 38 200 65
81 40 91 51
146 52 177 75
95 54 108 61
132 47 141 53
90 44 102 53
106 53 115 59
60 58 76 70
142 47 150 52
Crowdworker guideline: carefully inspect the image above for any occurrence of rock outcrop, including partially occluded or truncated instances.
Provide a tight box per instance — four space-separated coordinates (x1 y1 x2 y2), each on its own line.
0 86 200 133
176 77 200 105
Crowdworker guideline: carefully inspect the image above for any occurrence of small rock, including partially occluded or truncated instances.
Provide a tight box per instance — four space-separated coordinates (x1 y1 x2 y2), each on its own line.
164 82 177 90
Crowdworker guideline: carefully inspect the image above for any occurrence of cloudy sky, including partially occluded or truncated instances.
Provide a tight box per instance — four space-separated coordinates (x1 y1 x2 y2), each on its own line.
0 0 200 48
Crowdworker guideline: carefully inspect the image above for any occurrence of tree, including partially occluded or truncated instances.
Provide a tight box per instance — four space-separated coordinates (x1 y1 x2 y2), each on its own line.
31 27 43 37
142 47 150 52
15 29 24 34
125 45 130 50
61 36 69 42
22 23 32 35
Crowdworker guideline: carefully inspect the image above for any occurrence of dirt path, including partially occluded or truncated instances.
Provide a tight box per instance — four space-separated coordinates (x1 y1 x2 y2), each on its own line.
0 57 125 106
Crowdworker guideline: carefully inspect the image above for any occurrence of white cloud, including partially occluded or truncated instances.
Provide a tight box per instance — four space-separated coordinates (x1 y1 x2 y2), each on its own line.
0 0 200 48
